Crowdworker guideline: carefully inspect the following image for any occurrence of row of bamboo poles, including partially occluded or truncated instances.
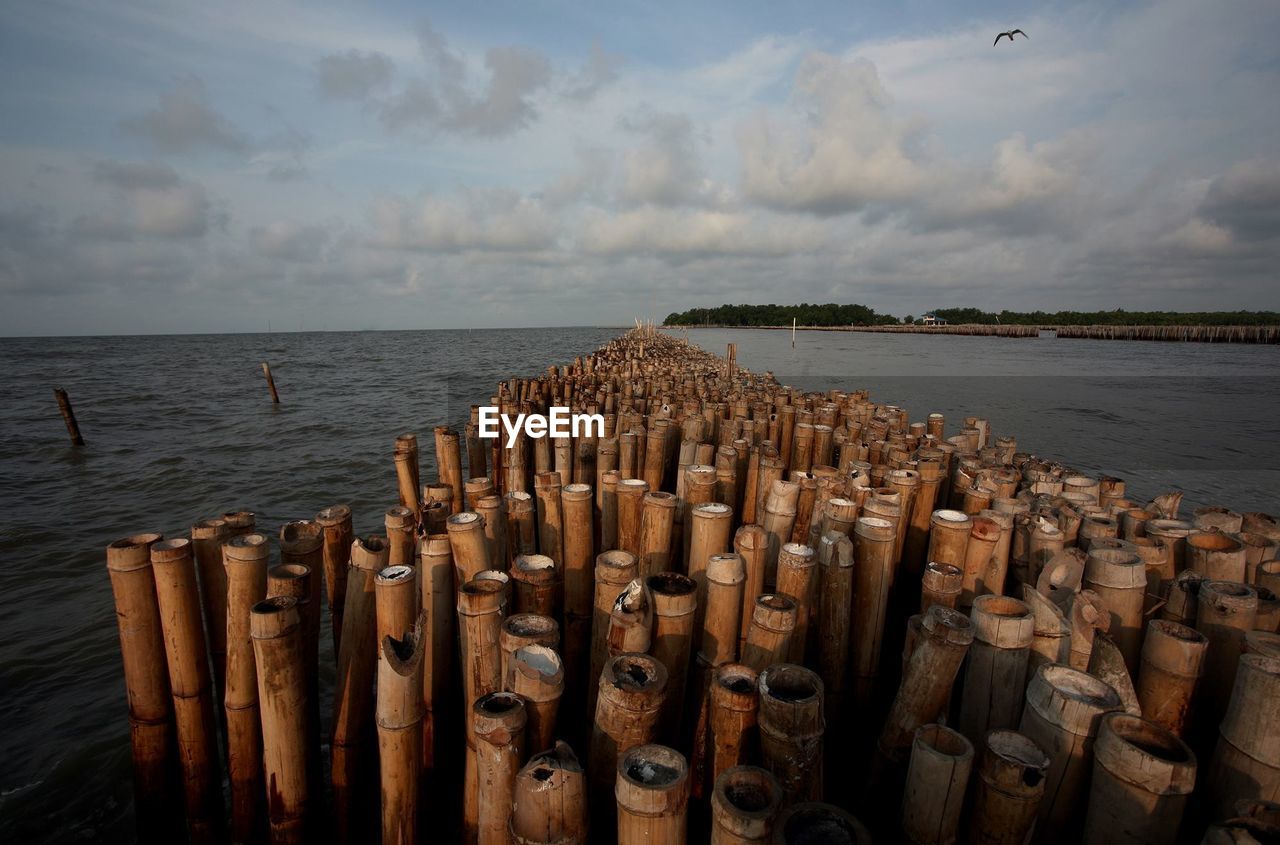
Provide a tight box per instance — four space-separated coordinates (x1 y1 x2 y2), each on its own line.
675 323 1280 343
108 328 1280 844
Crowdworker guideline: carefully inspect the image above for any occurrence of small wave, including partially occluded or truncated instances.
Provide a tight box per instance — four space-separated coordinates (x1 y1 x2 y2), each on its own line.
1051 406 1127 423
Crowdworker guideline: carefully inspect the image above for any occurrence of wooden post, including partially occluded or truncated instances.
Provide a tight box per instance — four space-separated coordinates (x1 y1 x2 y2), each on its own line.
1205 653 1280 817
1082 713 1195 844
1196 580 1258 737
512 553 561 619
735 525 769 652
967 729 1049 845
420 533 454 774
589 550 639 723
223 532 268 845
448 511 493 585
589 653 668 826
262 362 280 403
741 594 797 673
510 741 588 845
474 692 527 845
436 425 466 515
959 595 1035 744
315 504 353 654
649 572 697 742
459 577 508 844
615 744 689 845
377 614 426 845
710 765 781 845
106 532 178 843
53 387 86 444
902 724 974 845
1136 619 1206 738
500 613 560 688
775 543 817 664
506 644 564 754
150 538 225 844
638 491 678 579
561 481 595 721
851 516 896 708
252 596 308 844
758 663 825 804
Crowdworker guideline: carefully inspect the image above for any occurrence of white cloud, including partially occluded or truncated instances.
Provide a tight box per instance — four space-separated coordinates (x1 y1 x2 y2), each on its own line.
122 77 249 154
368 189 559 253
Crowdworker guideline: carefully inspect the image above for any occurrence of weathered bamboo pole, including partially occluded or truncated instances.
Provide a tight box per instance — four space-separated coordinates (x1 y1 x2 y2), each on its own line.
474 691 528 845
649 572 698 742
507 644 564 754
1205 653 1280 816
709 663 760 788
968 729 1050 845
377 613 426 845
1136 619 1206 738
395 438 422 522
384 506 416 566
617 479 650 559
615 744 689 845
436 425 466 514
588 550 639 724
53 386 86 444
506 491 538 565
534 470 565 566
1019 663 1122 842
1187 529 1247 582
589 653 669 825
741 594 797 673
106 532 178 843
450 511 494 585
761 480 800 586
510 741 588 845
710 766 781 845
262 362 280 403
315 504 353 653
459 575 508 842
902 724 974 845
561 481 595 718
512 553 561 619
736 525 769 652
1196 580 1258 734
331 535 387 842
277 521 324 798
960 595 1035 743
475 495 508 572
772 802 871 843
1081 713 1196 844
639 491 678 579
688 501 734 623
252 596 308 844
500 613 560 690
601 470 621 552
1083 545 1147 675
851 515 896 708
921 562 963 612
150 538 225 844
191 517 230 703
420 532 454 773
758 663 825 804
222 533 268 845
928 509 971 569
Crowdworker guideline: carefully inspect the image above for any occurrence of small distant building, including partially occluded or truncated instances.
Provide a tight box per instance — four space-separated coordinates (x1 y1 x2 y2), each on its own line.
921 314 948 326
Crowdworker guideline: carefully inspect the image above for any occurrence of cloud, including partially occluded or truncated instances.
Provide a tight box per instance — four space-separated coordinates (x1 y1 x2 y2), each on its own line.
562 42 622 101
575 207 825 261
316 49 395 100
73 161 216 239
616 111 713 208
738 53 934 215
368 189 559 253
122 77 249 154
1198 158 1280 243
250 220 333 261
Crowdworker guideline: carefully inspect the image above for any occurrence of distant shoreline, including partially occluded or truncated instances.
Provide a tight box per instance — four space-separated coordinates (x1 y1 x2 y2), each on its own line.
662 323 1280 344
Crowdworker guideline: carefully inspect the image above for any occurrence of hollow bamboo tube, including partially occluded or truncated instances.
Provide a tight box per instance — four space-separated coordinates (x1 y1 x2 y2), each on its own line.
1196 580 1258 732
1195 506 1244 533
902 724 974 845
616 744 689 845
757 663 825 803
1242 533 1280 583
811 532 854 716
510 741 588 845
649 572 698 742
476 494 509 583
501 613 560 698
506 491 538 566
277 521 324 793
761 480 800 586
1019 663 1122 842
981 509 1015 598
1161 570 1204 627
589 653 669 824
1084 546 1147 675
589 550 638 706
701 553 746 667
688 501 734 615
1081 713 1196 845
436 425 466 515
395 443 421 522
606 578 652 659
466 476 497 512
315 504 353 653
601 471 621 552
791 422 815 474
754 454 785 528
252 596 308 844
221 533 268 845
191 517 230 702
107 532 176 843
705 663 760 789
903 461 943 570
150 538 224 844
617 479 650 558
851 516 896 707
331 535 387 840
736 525 769 651
470 691 527 845
561 482 594 708
385 505 416 566
741 594 797 673
512 553 561 619
775 543 817 663
468 421 489 483
1029 519 1066 587
378 613 426 845
880 606 974 763
968 729 1049 845
928 509 972 569
643 425 667 491
960 516 1001 607
534 471 565 566
921 562 963 613
460 576 508 845
1188 529 1248 583
420 533 454 773
960 595 1035 744
1206 654 1280 816
639 491 678 579
374 564 418 645
507 644 564 754
772 802 871 844
711 765 782 845
450 511 493 585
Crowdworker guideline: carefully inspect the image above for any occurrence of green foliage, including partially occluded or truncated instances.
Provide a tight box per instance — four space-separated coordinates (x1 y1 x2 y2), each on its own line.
662 303 894 327
660 304 1280 328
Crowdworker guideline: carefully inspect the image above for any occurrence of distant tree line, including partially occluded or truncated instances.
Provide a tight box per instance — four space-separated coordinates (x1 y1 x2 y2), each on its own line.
663 303 1280 327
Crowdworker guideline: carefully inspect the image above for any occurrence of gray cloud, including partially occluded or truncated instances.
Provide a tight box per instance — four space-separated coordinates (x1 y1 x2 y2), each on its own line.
122 77 249 154
1198 158 1280 243
71 161 217 240
367 189 559 253
316 49 395 100
562 41 622 101
616 110 711 208
250 220 333 261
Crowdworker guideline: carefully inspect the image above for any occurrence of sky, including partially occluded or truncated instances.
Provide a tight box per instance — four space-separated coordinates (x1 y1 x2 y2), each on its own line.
1 0 1278 335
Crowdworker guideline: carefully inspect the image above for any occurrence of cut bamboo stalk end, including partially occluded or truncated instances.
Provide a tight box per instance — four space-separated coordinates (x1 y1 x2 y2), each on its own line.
474 691 527 845
510 741 588 845
772 802 871 844
902 724 974 845
615 744 689 845
252 596 308 844
711 765 782 845
968 729 1049 845
758 663 825 804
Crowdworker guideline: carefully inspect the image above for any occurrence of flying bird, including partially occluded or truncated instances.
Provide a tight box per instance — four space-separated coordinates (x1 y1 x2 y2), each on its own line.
993 29 1028 45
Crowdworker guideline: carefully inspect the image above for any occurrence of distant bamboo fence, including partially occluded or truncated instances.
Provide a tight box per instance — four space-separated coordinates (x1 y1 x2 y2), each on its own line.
662 324 1280 343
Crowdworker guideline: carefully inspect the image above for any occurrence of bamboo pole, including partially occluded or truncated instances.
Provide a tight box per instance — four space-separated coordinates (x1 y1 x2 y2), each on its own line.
436 425 466 514
1019 663 1122 842
601 471 621 552
736 525 769 652
512 553 561 619
252 596 308 844
711 766 781 845
649 572 698 742
420 533 454 774
851 516 896 708
741 594 797 673
772 802 871 843
1082 546 1147 675
758 663 825 804
960 516 1001 608
474 691 528 845
106 532 178 843
395 439 422 523
262 362 280 403
377 613 426 845
475 495 508 573
506 491 538 566
960 595 1035 744
709 663 760 789
53 386 86 444
775 543 817 663
1187 529 1247 582
534 471 565 566
277 520 324 797
701 553 747 667
449 511 493 584
460 576 509 844
1196 580 1258 735
1136 619 1207 738
615 744 689 845
150 538 225 844
608 577 652 656
1205 653 1280 817
968 729 1050 845
617 479 651 559
1082 713 1196 844
589 653 669 826
501 613 560 688
761 480 800 586
688 501 734 627
507 644 564 754
191 517 230 704
813 532 854 722
639 491 678 579
385 505 416 567
1024 585 1071 679
561 482 594 718
921 562 963 613
902 724 974 845
331 535 388 842
589 550 639 724
223 533 268 845
510 741 588 845
315 504 353 653
927 509 972 569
